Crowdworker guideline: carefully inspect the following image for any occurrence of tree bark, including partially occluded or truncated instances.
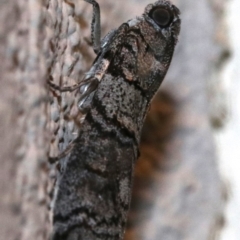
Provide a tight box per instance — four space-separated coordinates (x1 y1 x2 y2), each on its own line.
0 0 227 239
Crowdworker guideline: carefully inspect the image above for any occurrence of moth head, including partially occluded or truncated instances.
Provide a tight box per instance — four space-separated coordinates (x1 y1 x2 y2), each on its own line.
143 0 181 46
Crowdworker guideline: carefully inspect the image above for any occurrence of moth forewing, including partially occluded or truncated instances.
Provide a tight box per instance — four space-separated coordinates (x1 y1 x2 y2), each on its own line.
51 1 180 240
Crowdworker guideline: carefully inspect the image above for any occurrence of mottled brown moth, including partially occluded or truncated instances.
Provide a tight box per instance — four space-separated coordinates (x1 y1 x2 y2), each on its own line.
51 0 181 239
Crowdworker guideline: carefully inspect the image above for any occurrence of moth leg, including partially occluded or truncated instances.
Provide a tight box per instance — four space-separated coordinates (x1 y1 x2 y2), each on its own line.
47 77 81 92
49 141 75 164
78 77 99 112
84 0 101 54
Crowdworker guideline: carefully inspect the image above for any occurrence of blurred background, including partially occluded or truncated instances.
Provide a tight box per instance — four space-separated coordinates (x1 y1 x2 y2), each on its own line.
0 0 239 239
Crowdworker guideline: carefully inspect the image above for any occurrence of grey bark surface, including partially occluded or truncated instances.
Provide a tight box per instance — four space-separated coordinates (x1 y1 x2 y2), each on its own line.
0 0 227 240
0 0 92 239
0 0 50 239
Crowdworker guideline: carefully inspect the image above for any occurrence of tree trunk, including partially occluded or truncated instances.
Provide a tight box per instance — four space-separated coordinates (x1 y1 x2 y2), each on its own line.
0 0 229 239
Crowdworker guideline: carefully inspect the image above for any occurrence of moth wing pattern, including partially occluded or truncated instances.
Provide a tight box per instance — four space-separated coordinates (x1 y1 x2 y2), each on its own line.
51 1 181 240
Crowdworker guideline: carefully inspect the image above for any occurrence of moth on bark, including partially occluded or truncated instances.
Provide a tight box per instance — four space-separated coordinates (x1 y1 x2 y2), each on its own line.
51 0 181 239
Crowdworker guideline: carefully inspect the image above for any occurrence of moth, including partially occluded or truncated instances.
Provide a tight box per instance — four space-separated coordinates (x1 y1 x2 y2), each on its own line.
51 0 181 239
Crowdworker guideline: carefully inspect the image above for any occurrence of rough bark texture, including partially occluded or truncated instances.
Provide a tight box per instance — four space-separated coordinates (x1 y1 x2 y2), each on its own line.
0 0 49 239
0 0 92 239
0 0 228 240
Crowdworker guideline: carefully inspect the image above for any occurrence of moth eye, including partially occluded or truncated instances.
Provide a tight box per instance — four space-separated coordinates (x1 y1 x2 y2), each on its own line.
150 7 172 27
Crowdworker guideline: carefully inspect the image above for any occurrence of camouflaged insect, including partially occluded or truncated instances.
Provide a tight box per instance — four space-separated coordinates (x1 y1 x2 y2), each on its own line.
51 0 181 239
